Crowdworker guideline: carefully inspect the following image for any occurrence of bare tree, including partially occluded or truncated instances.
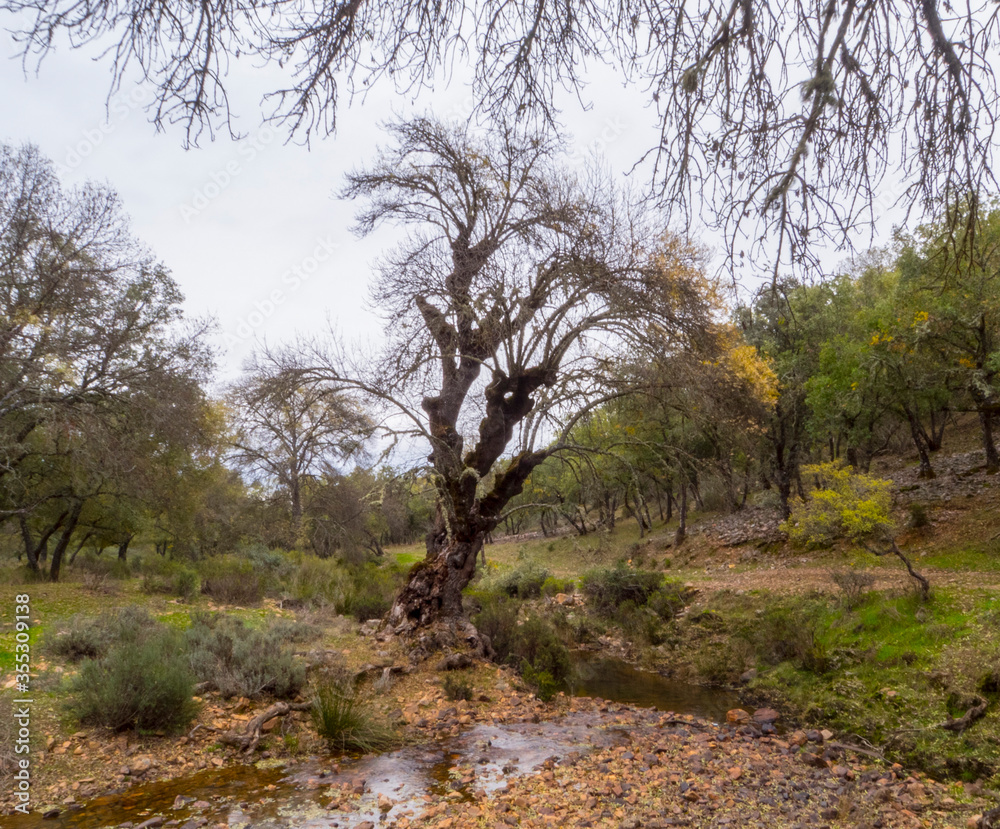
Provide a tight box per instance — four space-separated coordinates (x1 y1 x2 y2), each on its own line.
268 117 721 643
4 1 998 270
227 362 372 538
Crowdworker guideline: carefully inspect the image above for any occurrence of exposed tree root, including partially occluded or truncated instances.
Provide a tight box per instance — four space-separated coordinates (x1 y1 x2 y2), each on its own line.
220 701 312 754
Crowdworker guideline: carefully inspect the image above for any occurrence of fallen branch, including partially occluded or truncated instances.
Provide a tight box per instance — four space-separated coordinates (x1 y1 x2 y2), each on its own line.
220 701 313 754
826 740 887 763
941 695 988 733
887 696 989 740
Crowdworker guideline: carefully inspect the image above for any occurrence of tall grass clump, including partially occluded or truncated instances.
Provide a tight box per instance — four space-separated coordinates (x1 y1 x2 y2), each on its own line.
185 612 305 699
311 679 395 753
68 628 196 732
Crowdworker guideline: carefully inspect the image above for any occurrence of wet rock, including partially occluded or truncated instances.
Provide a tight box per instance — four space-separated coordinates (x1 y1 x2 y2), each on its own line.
136 819 164 829
356 822 375 829
726 709 751 725
752 708 780 724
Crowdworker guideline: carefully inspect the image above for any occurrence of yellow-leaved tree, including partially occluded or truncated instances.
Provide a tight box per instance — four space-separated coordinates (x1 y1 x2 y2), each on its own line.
782 463 930 599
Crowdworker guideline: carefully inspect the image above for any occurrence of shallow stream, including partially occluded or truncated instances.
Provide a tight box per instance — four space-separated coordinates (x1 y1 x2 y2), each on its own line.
7 656 740 829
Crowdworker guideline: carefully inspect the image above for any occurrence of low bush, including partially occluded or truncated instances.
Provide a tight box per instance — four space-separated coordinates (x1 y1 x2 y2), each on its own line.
831 568 876 610
483 561 551 599
580 565 663 615
185 612 305 699
68 628 196 732
471 595 570 701
471 592 520 660
443 674 474 702
199 556 266 605
74 553 132 580
739 604 830 674
45 606 157 663
341 563 403 621
283 556 351 608
541 576 574 597
311 679 395 753
141 556 200 601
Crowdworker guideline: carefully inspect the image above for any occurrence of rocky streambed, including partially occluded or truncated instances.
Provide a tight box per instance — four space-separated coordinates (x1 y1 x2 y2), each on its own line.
4 685 993 829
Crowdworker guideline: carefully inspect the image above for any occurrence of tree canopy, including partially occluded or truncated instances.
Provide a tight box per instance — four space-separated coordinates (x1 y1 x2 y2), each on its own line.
4 0 998 270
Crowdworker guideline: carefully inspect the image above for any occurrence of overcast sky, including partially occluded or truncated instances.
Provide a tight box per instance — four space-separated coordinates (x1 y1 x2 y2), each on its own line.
1 26 670 381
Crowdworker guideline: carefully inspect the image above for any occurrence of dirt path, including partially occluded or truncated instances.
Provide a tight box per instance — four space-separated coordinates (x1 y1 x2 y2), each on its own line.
691 563 1000 596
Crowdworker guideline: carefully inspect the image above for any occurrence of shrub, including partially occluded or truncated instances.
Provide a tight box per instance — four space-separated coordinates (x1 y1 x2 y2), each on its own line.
268 617 323 643
612 601 669 646
648 582 687 619
471 592 520 661
142 557 200 601
45 607 157 663
908 502 931 529
311 679 395 753
580 565 663 615
830 568 876 609
472 596 570 700
68 629 196 731
199 557 266 605
74 553 132 580
510 615 572 699
185 613 305 699
443 674 474 702
541 576 574 597
740 605 830 673
484 561 551 599
283 556 351 608
341 563 403 621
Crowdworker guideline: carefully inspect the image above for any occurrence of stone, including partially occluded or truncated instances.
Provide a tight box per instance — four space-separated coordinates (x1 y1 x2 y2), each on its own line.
136 819 165 829
378 793 393 813
726 709 751 724
131 756 153 773
789 730 808 747
752 708 780 724
437 652 472 671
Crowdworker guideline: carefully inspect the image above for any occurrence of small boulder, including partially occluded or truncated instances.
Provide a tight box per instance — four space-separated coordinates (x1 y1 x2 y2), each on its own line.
726 709 751 725
437 652 472 671
752 707 780 724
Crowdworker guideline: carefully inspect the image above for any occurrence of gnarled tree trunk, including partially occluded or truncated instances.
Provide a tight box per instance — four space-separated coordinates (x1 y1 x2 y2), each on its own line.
387 534 486 648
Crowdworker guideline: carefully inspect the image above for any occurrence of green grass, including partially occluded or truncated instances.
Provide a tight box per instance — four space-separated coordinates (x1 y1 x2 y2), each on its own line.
683 587 1000 784
920 539 1000 572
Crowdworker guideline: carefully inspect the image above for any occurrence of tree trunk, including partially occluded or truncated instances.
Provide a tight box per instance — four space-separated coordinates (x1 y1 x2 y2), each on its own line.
674 482 687 545
117 534 134 561
387 536 485 641
69 531 94 564
904 406 935 479
979 408 999 474
49 501 84 582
